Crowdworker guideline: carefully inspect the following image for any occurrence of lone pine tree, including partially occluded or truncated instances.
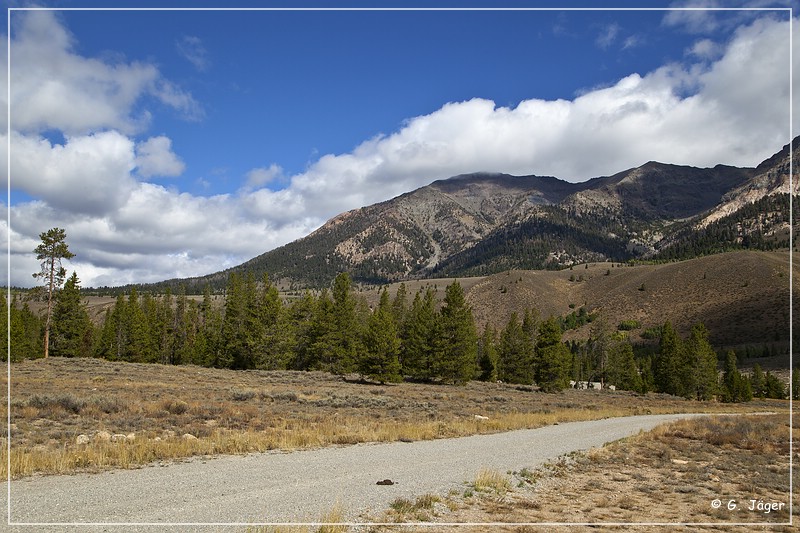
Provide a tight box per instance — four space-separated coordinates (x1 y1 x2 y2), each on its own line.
32 227 75 358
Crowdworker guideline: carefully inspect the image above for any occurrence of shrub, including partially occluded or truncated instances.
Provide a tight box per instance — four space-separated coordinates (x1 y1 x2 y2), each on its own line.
618 320 641 331
230 388 257 402
162 399 189 415
28 394 86 414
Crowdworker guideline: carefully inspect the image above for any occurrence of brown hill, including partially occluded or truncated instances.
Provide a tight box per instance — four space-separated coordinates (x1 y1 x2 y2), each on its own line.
369 250 795 356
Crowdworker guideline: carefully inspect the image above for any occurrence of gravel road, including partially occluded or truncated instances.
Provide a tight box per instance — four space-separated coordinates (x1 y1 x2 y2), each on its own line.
6 413 707 531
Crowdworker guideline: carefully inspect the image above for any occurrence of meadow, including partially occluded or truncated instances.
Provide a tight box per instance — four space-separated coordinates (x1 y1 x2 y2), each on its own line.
4 357 780 480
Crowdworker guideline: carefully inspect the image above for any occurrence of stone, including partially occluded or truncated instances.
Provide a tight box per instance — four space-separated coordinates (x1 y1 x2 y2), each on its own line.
94 430 112 442
76 434 90 445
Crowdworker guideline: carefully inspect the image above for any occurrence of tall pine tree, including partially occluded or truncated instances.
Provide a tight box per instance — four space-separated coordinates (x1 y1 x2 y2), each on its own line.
534 317 571 392
359 289 402 384
436 281 476 384
50 272 93 358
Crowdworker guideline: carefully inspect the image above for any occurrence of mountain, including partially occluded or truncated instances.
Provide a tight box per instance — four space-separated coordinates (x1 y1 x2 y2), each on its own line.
150 137 797 292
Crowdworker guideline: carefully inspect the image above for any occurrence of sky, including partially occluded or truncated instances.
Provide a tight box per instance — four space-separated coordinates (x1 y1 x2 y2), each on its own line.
2 1 797 288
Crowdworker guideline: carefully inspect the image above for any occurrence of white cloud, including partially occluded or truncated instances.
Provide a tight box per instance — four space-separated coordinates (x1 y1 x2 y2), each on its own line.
3 12 795 289
176 35 210 72
687 38 722 60
135 136 186 178
10 131 138 216
596 23 620 49
9 10 202 135
243 164 284 190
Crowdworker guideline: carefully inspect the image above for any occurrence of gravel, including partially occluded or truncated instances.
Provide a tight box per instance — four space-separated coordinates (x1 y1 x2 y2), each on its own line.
5 413 707 531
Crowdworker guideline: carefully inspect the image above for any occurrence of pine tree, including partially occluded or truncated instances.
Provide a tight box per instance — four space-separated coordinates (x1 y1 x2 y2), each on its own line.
286 290 316 370
534 317 571 392
720 351 751 402
401 288 437 380
606 340 641 391
498 312 534 384
221 272 261 369
391 283 408 326
308 289 338 372
587 318 612 385
257 274 289 370
750 364 766 399
436 281 476 384
32 227 75 358
50 272 93 358
683 323 718 400
198 285 225 368
9 296 42 361
329 272 361 374
125 288 154 363
654 321 683 395
359 289 402 384
477 324 499 382
764 372 786 399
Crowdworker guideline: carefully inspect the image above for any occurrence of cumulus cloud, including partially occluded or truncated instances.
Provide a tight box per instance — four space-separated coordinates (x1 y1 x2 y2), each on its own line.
9 10 202 135
4 11 795 288
243 164 284 191
135 136 186 178
10 131 138 216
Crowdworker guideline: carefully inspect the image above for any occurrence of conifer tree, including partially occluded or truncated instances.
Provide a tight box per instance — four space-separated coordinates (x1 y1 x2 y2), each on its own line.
329 272 361 374
750 363 766 399
654 321 683 395
720 351 751 402
32 227 75 358
9 296 42 361
606 340 642 391
286 290 316 370
498 312 534 384
391 283 408 325
221 272 264 369
534 317 571 392
401 288 437 380
125 288 153 363
198 285 225 368
359 289 402 383
436 281 476 384
683 323 718 400
477 324 499 382
50 272 93 358
764 372 786 399
308 289 338 372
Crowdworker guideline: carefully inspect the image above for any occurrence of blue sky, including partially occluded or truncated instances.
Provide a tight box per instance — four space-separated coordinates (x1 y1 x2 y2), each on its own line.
2 1 796 287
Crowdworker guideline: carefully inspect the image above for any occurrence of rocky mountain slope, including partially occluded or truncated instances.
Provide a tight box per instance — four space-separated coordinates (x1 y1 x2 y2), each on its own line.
158 137 797 291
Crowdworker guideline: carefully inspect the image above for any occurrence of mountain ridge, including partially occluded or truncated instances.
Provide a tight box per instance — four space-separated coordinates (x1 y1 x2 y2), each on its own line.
138 137 798 292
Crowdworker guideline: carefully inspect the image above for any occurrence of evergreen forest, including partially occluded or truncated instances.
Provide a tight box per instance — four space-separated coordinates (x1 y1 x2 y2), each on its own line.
5 270 789 401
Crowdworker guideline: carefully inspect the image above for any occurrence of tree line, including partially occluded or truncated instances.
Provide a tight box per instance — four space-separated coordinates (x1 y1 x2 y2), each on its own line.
6 228 792 400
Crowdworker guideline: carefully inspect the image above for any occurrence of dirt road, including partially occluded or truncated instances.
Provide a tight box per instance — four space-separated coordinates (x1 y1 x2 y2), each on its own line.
6 413 707 531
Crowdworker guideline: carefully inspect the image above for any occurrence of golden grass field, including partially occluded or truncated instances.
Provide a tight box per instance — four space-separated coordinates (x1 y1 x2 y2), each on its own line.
4 356 783 481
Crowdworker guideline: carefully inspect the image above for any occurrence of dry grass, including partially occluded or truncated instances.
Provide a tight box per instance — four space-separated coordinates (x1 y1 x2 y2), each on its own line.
4 357 777 479
460 250 795 349
376 413 795 532
473 468 512 495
